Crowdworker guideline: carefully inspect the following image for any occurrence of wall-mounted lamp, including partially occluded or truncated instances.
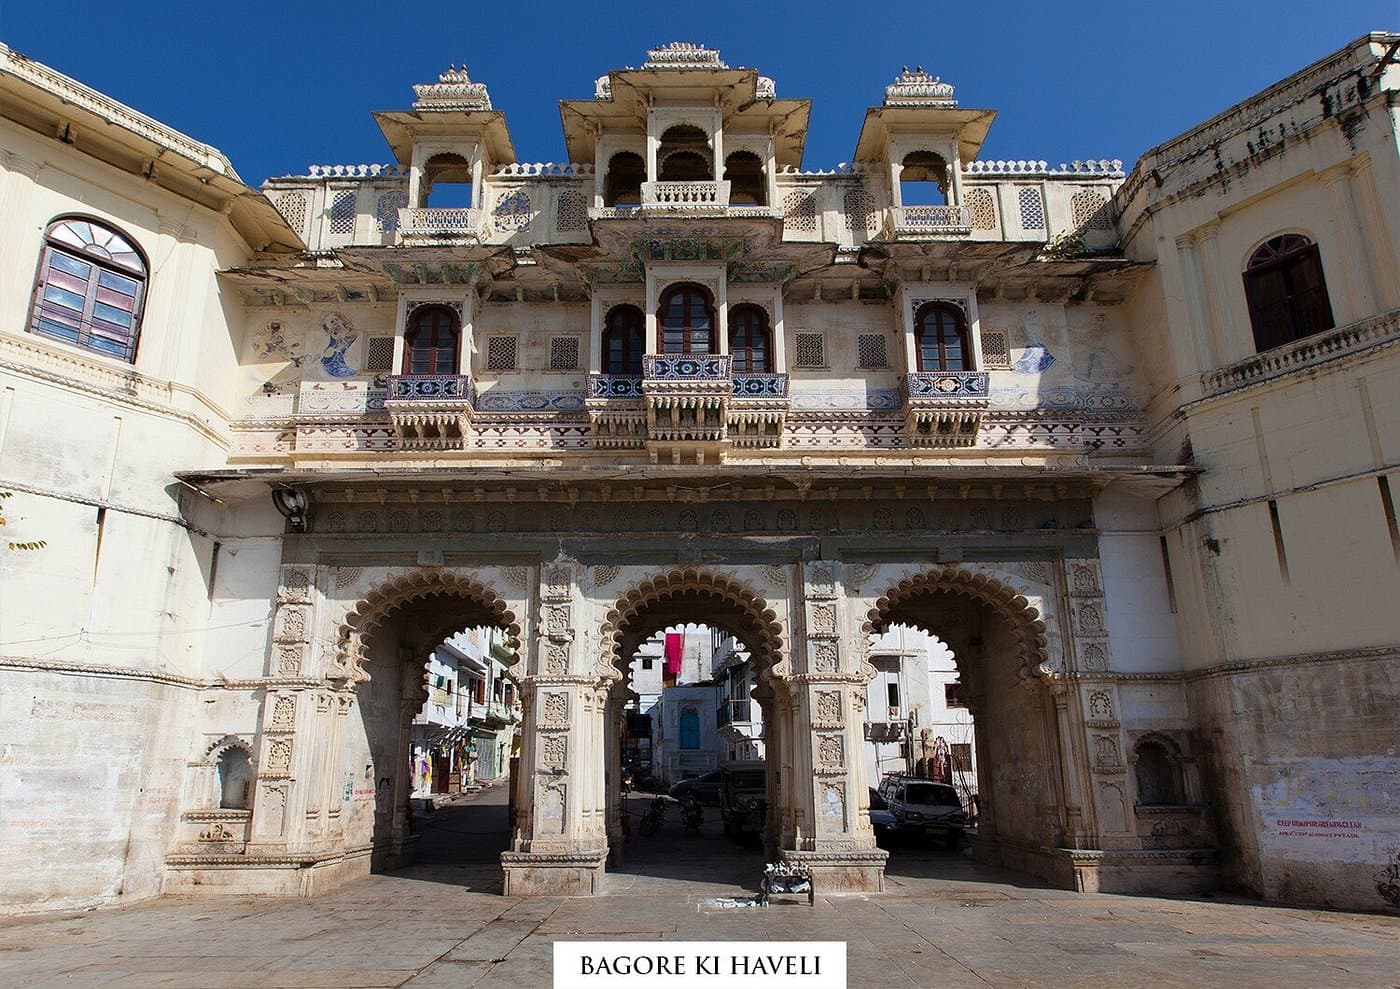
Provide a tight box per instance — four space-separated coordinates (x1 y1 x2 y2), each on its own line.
271 487 309 533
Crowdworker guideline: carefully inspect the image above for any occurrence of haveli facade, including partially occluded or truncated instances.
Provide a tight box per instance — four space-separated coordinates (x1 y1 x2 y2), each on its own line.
0 36 1397 913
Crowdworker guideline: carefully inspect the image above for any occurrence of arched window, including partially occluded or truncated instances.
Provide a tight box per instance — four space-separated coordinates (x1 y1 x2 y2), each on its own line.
217 747 253 810
1243 234 1335 352
422 153 473 208
679 708 701 750
402 305 460 374
914 302 972 371
602 304 644 375
900 150 949 206
728 305 772 373
724 151 766 206
29 217 148 363
1133 739 1182 806
658 125 712 182
604 151 645 207
658 283 715 355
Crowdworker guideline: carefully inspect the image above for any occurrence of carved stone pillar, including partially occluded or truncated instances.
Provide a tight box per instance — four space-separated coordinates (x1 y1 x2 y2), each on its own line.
603 680 631 865
501 558 611 895
777 560 887 893
1064 559 1138 853
247 566 319 851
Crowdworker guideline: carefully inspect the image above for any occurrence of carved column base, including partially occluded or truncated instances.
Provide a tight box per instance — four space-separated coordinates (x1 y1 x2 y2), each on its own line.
777 848 888 895
501 848 608 896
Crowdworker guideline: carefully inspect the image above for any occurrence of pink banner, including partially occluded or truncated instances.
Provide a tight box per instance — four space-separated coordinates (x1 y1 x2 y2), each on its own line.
664 632 683 676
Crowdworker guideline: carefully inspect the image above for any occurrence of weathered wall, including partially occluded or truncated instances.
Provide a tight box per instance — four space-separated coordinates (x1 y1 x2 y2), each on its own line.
1188 655 1399 911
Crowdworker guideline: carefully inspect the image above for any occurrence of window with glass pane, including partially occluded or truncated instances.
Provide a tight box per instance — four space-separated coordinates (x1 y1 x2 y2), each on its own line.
914 303 971 372
659 284 714 355
729 305 772 373
29 218 147 362
602 305 644 374
1243 234 1335 352
403 306 460 374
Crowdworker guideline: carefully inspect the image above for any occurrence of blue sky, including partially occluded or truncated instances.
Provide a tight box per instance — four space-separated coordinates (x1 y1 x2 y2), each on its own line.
2 2 1394 185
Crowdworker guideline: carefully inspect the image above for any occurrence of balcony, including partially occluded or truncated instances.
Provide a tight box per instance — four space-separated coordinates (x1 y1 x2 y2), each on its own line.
585 373 646 449
901 371 989 447
1200 307 1400 400
397 207 482 243
643 355 732 462
884 204 972 239
383 374 476 449
729 373 789 448
641 180 730 212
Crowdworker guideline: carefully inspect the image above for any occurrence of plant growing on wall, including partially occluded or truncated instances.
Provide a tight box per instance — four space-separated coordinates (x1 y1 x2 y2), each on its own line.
1 490 46 551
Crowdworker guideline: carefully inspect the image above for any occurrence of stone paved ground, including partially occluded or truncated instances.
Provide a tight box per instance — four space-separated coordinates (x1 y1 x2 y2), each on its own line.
2 786 1396 988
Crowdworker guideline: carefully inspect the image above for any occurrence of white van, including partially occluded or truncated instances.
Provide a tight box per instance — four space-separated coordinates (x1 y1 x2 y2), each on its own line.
877 776 967 848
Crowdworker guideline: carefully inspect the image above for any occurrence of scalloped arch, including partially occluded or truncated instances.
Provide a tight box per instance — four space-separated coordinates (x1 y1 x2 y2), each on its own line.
204 734 253 763
864 567 1052 679
333 569 520 684
600 568 784 674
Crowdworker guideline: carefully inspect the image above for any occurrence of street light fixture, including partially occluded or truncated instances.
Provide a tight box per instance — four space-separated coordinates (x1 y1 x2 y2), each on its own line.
271 487 310 532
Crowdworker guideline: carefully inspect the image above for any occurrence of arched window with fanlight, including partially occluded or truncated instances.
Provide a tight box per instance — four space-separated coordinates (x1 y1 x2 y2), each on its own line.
728 304 772 373
1243 234 1335 352
658 283 715 356
28 217 148 363
402 305 460 374
914 302 972 372
602 304 643 374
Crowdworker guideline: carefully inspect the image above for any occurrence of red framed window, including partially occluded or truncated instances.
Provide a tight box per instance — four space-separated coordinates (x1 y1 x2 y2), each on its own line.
403 305 460 374
602 304 644 374
658 284 715 355
28 218 148 363
728 304 772 373
914 302 972 372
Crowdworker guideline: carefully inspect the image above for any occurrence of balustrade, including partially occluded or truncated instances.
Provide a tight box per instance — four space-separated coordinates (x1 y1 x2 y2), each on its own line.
887 204 972 237
640 180 731 209
397 207 482 239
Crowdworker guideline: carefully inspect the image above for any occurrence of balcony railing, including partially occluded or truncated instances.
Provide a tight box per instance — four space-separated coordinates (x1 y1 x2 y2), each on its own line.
587 373 643 400
640 180 731 210
886 204 972 237
732 373 789 398
397 207 482 239
1200 307 1400 399
643 354 732 381
386 374 476 402
902 370 988 400
716 699 753 728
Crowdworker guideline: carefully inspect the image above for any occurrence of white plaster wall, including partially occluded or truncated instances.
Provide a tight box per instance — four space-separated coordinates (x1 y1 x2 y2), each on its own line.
1095 488 1181 674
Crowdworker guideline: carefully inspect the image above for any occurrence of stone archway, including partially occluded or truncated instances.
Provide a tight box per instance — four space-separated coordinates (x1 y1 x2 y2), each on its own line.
334 570 521 872
597 568 789 865
860 566 1075 884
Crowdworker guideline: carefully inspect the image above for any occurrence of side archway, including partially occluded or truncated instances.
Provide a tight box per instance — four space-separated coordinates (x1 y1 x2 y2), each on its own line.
860 566 1072 881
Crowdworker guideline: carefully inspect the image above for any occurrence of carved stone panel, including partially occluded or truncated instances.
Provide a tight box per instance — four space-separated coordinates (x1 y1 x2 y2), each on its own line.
813 642 839 673
809 604 837 637
815 691 842 725
541 733 567 771
270 695 295 731
542 693 568 725
544 643 569 676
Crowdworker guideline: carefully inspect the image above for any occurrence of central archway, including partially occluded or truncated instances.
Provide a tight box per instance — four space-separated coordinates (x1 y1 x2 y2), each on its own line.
599 569 788 880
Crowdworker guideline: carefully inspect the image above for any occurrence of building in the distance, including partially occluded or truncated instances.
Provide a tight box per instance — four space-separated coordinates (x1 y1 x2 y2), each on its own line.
1 35 1397 913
